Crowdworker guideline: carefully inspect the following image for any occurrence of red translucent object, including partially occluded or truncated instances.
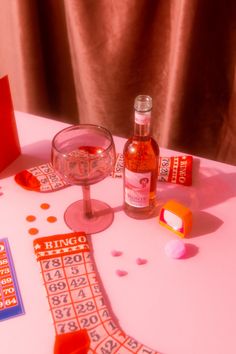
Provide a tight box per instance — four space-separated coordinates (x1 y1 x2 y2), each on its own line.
54 329 90 354
78 146 104 154
14 170 40 191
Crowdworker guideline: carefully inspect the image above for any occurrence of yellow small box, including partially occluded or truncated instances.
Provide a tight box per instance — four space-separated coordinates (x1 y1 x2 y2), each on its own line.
159 200 192 237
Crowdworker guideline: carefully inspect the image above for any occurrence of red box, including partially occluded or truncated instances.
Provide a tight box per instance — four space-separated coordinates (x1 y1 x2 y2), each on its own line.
0 76 21 172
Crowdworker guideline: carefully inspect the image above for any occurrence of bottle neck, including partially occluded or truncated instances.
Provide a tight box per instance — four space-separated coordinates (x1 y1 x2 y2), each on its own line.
134 111 151 137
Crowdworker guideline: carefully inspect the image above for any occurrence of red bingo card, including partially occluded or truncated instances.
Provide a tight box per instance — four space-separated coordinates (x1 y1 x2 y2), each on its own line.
34 233 159 354
0 238 24 321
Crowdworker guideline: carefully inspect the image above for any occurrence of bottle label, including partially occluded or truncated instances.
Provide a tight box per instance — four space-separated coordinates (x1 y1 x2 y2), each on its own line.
135 112 151 125
124 169 151 207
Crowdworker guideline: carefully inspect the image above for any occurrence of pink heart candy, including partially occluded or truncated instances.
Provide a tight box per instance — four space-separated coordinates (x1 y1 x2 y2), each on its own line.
136 258 148 265
116 270 128 277
111 250 123 257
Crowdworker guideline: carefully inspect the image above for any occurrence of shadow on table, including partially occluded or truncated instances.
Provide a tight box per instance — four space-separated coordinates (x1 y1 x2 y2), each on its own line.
182 244 199 259
158 169 236 211
189 210 223 238
112 205 124 213
156 160 236 238
0 140 52 179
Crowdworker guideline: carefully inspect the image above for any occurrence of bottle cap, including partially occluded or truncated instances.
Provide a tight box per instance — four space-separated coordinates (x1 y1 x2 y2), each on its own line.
134 95 152 112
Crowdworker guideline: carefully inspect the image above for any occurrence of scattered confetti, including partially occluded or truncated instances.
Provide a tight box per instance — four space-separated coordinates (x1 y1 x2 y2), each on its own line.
40 203 50 210
136 258 148 265
111 250 123 257
47 216 57 223
25 203 57 236
26 215 36 222
28 228 39 236
116 270 128 277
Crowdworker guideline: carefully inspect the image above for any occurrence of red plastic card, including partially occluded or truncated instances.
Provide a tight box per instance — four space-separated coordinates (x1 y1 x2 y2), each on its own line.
0 75 21 172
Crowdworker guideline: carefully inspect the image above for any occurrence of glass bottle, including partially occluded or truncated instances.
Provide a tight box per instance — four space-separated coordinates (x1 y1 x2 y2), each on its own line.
123 95 159 219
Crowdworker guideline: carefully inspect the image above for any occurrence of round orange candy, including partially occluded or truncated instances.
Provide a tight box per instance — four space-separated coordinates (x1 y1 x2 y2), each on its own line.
26 215 36 222
40 203 50 210
47 216 57 223
28 228 39 235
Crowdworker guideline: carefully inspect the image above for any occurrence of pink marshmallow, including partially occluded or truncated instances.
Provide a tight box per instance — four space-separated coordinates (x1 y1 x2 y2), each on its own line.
165 239 186 259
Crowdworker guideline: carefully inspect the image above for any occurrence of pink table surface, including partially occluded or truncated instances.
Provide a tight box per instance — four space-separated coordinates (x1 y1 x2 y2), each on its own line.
1 111 236 354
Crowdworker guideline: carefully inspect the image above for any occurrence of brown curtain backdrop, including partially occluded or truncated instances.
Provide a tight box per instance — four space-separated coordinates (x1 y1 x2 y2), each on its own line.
0 0 236 165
